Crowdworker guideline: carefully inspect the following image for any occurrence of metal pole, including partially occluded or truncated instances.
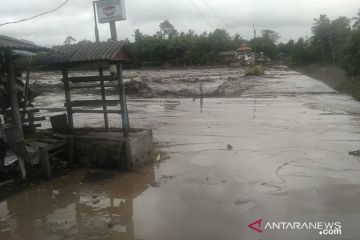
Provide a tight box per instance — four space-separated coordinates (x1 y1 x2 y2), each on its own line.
93 1 100 42
109 21 117 40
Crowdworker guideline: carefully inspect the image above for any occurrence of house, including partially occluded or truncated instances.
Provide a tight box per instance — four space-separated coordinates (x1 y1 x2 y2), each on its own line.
236 44 255 66
218 50 237 63
219 44 257 66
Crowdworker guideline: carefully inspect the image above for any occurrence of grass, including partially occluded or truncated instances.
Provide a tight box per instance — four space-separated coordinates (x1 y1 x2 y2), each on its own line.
245 65 265 76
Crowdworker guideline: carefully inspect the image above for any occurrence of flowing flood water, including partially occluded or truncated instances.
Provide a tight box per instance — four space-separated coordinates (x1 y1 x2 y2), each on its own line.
1 68 360 239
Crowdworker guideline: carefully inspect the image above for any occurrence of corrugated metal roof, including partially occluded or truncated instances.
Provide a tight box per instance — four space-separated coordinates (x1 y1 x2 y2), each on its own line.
41 41 132 64
237 44 253 52
0 35 48 52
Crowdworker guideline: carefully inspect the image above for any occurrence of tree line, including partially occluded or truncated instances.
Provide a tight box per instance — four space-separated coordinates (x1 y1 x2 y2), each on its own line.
131 10 360 79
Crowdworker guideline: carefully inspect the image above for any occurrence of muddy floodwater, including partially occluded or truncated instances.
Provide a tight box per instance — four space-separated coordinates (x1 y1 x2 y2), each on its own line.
1 68 360 240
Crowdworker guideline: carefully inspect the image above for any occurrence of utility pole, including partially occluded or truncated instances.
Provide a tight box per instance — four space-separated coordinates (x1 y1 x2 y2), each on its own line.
93 1 100 42
93 0 119 41
253 22 257 39
109 21 118 40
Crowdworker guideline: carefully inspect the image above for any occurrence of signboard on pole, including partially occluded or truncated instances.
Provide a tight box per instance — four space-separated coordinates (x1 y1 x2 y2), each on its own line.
96 0 126 24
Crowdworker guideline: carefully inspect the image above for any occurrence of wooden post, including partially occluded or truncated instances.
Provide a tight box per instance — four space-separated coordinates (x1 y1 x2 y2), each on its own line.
23 64 31 113
39 146 51 179
62 66 73 129
5 50 27 180
116 63 132 170
116 63 130 136
99 67 109 129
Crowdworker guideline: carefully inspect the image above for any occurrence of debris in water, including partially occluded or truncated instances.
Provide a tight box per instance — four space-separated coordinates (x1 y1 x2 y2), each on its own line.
150 181 161 187
227 144 233 150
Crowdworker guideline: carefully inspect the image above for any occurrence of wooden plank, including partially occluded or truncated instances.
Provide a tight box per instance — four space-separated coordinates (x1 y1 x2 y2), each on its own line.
65 100 119 107
66 75 116 83
5 108 40 114
37 137 63 144
48 148 66 158
46 142 67 152
69 84 117 89
22 116 46 123
99 67 109 130
71 109 122 114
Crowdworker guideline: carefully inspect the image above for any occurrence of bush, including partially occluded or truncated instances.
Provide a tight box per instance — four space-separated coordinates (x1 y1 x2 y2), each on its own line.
245 66 265 76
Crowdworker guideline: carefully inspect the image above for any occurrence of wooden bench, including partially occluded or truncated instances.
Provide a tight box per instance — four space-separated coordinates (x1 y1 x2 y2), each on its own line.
37 135 73 179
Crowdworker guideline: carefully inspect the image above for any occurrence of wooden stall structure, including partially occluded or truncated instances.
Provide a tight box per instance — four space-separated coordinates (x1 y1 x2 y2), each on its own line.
40 41 145 171
43 41 132 132
0 35 50 179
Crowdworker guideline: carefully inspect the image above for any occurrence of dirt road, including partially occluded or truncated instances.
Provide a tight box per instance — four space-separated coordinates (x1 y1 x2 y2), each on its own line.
1 68 360 239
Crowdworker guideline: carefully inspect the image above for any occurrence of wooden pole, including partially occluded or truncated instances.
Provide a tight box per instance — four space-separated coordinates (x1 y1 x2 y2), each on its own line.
23 63 31 113
99 67 109 129
117 63 130 136
62 66 73 129
5 50 27 179
116 62 132 170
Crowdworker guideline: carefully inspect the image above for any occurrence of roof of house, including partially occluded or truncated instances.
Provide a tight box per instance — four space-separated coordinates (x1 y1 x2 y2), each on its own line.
39 41 133 65
0 35 49 52
237 44 253 52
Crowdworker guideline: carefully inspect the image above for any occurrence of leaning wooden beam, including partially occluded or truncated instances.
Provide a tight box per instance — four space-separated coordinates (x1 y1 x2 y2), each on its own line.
5 50 26 180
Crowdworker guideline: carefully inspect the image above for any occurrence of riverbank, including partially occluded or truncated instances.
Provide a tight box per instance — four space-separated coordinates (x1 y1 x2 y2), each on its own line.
294 64 360 100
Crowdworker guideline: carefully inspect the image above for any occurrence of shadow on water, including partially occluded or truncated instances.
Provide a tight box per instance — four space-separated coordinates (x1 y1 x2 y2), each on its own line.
0 165 155 240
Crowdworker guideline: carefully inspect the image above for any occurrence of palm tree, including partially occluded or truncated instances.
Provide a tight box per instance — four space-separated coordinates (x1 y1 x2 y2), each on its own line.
352 9 360 29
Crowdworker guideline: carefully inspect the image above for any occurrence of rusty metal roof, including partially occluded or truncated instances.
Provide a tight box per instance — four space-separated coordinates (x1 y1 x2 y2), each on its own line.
0 35 48 52
237 44 253 52
41 41 132 64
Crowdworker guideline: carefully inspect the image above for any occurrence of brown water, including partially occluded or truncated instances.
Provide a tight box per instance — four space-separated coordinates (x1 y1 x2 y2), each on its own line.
1 68 360 239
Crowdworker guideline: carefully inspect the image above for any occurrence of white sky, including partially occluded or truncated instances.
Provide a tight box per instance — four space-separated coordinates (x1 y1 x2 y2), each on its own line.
0 0 359 47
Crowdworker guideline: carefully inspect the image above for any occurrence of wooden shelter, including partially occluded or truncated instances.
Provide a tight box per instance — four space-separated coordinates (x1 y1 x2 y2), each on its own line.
39 41 139 171
0 35 49 179
41 41 132 134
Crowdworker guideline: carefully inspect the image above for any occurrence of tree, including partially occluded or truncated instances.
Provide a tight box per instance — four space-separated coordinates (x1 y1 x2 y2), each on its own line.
261 30 280 43
64 36 76 45
330 16 352 63
343 29 360 78
352 9 360 29
312 14 332 63
158 20 177 39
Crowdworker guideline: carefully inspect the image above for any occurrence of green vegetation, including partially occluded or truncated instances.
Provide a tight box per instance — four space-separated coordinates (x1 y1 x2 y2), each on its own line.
131 20 281 66
245 66 265 76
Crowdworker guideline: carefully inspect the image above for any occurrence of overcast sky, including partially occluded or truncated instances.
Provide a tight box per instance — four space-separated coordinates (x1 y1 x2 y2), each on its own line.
0 0 359 47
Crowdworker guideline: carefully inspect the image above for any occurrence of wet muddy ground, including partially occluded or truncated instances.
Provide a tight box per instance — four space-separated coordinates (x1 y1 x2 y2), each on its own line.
1 68 360 239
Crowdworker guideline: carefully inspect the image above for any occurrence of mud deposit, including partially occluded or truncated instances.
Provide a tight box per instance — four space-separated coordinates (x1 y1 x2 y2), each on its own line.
2 68 360 240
